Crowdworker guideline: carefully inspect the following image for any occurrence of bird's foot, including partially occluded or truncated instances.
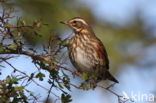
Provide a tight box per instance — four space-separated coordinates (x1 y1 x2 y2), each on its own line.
89 82 97 89
72 70 80 77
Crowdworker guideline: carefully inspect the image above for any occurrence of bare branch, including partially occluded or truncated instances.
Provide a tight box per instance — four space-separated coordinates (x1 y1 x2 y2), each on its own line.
2 59 60 99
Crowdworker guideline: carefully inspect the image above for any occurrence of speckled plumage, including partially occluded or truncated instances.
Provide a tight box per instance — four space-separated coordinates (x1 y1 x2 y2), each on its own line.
61 17 119 83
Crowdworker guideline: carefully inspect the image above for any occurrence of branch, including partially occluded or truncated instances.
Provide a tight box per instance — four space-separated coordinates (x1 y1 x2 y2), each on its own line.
2 59 60 99
97 84 134 103
0 49 79 75
70 82 134 103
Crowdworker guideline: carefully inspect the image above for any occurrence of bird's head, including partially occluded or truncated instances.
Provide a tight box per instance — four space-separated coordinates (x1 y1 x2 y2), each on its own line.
60 17 92 33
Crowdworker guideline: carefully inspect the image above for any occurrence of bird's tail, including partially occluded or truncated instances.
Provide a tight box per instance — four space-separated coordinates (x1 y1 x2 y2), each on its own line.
106 71 119 83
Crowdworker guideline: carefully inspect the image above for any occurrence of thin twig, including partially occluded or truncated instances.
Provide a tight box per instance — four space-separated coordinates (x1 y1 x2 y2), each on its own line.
97 84 134 103
2 59 60 98
45 83 54 103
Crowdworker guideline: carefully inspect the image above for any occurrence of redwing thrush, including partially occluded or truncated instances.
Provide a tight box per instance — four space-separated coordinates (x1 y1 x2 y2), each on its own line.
60 17 119 83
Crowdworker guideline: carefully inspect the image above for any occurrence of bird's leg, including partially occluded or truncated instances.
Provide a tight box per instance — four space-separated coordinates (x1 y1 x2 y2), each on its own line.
72 70 80 77
89 81 97 89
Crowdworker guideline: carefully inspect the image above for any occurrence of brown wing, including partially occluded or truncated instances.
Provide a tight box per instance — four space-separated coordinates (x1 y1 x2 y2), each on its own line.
92 37 109 70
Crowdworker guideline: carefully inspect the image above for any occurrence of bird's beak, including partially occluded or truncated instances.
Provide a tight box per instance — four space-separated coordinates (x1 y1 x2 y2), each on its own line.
60 21 68 25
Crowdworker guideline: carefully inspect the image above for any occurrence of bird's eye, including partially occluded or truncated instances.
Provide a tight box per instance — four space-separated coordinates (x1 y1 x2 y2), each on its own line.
73 21 77 23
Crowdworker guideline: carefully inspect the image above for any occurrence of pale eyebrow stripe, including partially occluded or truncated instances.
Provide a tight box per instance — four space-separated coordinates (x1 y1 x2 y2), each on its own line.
72 18 88 25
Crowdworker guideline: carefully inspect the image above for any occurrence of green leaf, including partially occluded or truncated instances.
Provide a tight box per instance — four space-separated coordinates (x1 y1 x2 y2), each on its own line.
7 43 18 50
61 93 72 103
43 57 51 63
21 20 26 25
35 72 45 81
62 74 70 90
15 86 24 91
6 76 18 84
0 43 4 53
81 72 89 81
49 69 59 79
36 22 41 28
62 40 69 47
79 82 90 90
4 23 14 27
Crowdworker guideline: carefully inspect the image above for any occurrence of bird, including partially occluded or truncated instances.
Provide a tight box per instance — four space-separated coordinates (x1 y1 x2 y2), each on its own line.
60 17 119 84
